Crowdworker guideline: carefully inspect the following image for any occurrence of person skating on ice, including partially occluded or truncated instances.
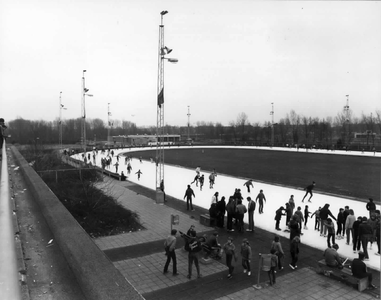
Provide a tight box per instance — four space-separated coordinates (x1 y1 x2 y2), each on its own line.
302 181 315 202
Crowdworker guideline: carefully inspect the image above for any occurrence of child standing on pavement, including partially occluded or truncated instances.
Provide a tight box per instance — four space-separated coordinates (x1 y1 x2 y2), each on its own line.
262 249 278 285
222 237 237 279
271 235 285 271
240 238 252 276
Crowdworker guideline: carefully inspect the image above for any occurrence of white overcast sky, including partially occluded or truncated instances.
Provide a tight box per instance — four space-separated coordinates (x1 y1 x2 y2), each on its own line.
0 0 380 127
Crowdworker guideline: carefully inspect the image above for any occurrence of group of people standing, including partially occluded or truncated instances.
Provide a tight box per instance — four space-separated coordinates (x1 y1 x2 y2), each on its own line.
163 225 284 285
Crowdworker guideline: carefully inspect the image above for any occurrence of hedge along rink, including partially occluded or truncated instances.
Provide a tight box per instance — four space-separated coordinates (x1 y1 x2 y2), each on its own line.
11 146 144 300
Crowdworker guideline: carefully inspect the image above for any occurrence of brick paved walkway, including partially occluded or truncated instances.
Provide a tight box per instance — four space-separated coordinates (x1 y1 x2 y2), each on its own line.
92 176 380 300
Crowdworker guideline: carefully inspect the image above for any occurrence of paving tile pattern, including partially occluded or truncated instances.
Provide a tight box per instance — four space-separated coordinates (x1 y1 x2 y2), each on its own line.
94 178 212 250
115 249 228 294
215 268 376 300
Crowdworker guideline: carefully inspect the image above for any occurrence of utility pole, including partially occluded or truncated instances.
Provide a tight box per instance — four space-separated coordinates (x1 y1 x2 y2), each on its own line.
187 106 191 142
59 91 63 149
344 95 350 147
155 10 177 204
107 103 112 145
270 102 274 147
81 70 93 154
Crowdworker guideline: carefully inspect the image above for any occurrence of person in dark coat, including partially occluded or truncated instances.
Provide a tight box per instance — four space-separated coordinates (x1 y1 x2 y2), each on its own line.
351 252 377 289
358 217 373 260
352 216 363 253
184 185 196 211
226 197 236 232
289 215 300 242
366 198 376 218
289 236 300 269
336 208 345 239
275 206 285 231
319 204 337 236
216 196 226 228
285 203 292 229
302 181 315 202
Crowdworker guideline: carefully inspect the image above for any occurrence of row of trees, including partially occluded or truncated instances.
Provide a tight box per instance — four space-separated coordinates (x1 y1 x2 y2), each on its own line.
6 109 381 149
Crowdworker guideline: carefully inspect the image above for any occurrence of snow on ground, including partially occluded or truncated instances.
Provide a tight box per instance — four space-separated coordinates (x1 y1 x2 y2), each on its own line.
73 146 380 270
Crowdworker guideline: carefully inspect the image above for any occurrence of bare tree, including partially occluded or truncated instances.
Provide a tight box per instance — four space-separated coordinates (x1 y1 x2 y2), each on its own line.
236 112 249 142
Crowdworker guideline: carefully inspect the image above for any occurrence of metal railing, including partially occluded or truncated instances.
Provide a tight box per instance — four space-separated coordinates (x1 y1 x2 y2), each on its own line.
0 140 21 299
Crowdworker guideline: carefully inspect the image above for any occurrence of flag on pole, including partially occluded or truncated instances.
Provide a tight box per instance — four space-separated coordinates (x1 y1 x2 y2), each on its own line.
158 88 164 107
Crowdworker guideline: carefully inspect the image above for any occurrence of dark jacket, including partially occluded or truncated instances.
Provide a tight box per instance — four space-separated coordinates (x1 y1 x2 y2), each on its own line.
184 187 195 199
319 204 336 221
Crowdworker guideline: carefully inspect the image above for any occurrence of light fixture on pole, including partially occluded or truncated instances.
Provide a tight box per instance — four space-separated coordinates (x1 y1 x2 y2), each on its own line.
107 103 112 146
81 70 93 154
344 95 350 147
59 91 67 149
156 10 178 204
187 106 191 142
270 102 274 147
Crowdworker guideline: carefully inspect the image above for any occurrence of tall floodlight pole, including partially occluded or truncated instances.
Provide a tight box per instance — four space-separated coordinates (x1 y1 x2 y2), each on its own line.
156 10 178 204
81 70 93 154
187 106 191 141
107 103 112 145
270 102 274 147
59 91 63 148
344 95 350 147
59 91 67 149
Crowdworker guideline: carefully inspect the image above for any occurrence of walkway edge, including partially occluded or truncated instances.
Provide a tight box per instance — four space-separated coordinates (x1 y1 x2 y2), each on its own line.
11 146 144 300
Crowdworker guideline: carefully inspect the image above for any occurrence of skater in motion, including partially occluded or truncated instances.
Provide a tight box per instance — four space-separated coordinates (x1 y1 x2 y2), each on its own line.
127 162 132 175
191 173 200 186
199 174 205 191
255 190 266 214
209 172 216 189
243 179 254 193
302 181 315 202
135 169 143 180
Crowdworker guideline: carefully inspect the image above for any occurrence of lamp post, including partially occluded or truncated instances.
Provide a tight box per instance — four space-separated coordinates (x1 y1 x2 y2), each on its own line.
107 103 112 146
187 106 191 143
81 70 93 154
156 10 178 204
270 102 274 147
344 95 350 148
58 91 67 149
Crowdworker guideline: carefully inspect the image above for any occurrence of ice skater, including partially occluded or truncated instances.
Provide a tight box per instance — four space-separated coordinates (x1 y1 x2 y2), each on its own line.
302 181 315 202
135 169 143 180
243 179 254 193
199 174 205 191
191 173 200 186
209 172 216 189
255 190 266 214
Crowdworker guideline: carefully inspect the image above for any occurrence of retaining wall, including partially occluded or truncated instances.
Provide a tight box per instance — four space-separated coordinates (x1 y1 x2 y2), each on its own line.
11 146 144 300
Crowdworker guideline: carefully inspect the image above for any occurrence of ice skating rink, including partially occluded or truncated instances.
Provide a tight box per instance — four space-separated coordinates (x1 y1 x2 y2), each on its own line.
73 146 381 270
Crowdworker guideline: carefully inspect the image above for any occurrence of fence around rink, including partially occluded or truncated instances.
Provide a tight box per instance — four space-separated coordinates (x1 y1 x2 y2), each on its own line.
0 140 21 299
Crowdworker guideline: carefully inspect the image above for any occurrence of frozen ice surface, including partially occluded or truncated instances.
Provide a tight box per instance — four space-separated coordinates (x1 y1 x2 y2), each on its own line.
74 146 381 270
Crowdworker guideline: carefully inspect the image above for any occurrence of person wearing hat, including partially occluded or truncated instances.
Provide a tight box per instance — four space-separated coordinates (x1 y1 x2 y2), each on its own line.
240 238 252 276
323 243 343 268
366 198 376 218
222 237 237 279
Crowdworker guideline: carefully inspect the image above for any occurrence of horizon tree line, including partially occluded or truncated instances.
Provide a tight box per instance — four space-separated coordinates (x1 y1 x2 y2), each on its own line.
5 108 381 150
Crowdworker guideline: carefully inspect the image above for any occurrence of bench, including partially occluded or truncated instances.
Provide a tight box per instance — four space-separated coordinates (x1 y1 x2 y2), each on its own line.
317 259 368 292
200 214 216 227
